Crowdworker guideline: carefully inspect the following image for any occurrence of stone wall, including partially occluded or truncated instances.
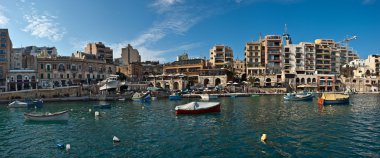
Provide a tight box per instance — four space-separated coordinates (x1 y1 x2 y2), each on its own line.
0 86 84 100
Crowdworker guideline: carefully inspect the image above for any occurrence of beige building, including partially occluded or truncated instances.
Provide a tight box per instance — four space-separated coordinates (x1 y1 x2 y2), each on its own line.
233 59 245 78
85 42 113 64
245 41 264 76
120 44 140 65
365 54 380 75
209 45 234 69
37 53 115 88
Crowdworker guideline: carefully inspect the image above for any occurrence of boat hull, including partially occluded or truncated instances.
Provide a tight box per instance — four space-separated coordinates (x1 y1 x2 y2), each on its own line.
176 103 221 115
8 101 28 108
169 95 182 100
284 95 313 101
132 93 151 102
24 111 69 121
99 80 119 91
318 98 349 105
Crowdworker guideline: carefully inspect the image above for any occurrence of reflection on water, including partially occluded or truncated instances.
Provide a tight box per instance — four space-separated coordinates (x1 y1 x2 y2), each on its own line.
0 94 379 157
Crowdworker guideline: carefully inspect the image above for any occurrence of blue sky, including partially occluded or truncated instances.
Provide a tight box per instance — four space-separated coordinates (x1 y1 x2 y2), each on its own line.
0 0 379 62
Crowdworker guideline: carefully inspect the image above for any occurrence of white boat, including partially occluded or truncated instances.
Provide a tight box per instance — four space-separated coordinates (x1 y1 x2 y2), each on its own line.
8 100 29 108
99 75 119 91
24 110 69 121
175 101 221 114
199 94 218 100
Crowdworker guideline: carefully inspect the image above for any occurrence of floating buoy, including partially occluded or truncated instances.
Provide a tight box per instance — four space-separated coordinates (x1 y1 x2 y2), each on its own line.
56 143 65 149
89 109 92 112
95 111 100 117
70 109 73 111
65 144 71 151
261 134 267 142
113 136 120 143
142 106 144 109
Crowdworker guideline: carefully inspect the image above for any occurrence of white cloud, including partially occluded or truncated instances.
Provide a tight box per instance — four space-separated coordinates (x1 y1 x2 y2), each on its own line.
0 5 9 25
22 14 65 41
152 0 183 12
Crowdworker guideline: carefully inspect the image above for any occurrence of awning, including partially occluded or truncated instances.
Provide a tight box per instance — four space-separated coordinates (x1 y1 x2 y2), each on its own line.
297 84 318 88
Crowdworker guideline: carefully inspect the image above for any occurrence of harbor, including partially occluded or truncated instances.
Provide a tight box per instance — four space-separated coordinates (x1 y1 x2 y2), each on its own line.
0 94 379 157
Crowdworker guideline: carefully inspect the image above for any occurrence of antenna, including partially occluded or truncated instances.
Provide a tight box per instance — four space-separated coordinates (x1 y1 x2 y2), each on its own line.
259 33 262 41
284 24 288 35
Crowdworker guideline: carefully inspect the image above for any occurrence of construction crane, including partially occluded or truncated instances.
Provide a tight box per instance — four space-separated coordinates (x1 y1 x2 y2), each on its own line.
339 35 359 63
339 35 358 44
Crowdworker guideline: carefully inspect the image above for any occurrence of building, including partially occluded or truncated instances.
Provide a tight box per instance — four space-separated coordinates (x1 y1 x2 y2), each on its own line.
264 35 283 74
84 42 113 64
120 44 140 65
141 61 163 78
37 54 115 88
245 41 264 77
365 55 380 75
209 45 234 69
233 59 245 78
117 63 143 82
0 29 12 92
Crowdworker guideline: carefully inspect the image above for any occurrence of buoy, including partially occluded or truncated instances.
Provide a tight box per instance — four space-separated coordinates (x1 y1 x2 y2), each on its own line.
89 109 92 112
142 106 144 109
70 109 73 111
56 143 65 149
113 136 120 143
65 144 71 151
261 134 267 142
95 111 100 117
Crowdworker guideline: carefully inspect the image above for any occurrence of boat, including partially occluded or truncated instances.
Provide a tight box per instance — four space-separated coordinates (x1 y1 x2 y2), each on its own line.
318 93 349 105
283 92 313 101
8 99 43 108
132 92 151 102
24 110 69 121
99 75 119 91
175 101 221 114
94 103 111 109
169 92 182 100
199 94 218 100
8 100 28 108
25 99 44 108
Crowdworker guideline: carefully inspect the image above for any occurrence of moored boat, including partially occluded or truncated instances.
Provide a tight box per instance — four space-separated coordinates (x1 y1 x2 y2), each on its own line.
94 103 111 109
132 92 151 102
175 101 221 114
8 100 28 108
169 92 182 100
99 75 119 91
318 93 349 105
24 110 69 121
199 94 218 100
284 92 313 101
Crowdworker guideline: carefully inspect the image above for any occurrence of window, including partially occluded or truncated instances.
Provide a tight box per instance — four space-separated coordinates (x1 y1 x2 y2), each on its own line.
47 73 50 79
255 46 258 50
40 73 44 79
79 74 82 79
60 74 63 79
1 44 6 48
41 64 44 69
67 74 69 78
0 50 5 54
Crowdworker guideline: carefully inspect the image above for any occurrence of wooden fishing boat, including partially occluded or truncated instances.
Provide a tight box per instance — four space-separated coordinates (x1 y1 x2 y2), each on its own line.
175 101 221 114
318 93 349 105
24 110 69 121
132 92 151 102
